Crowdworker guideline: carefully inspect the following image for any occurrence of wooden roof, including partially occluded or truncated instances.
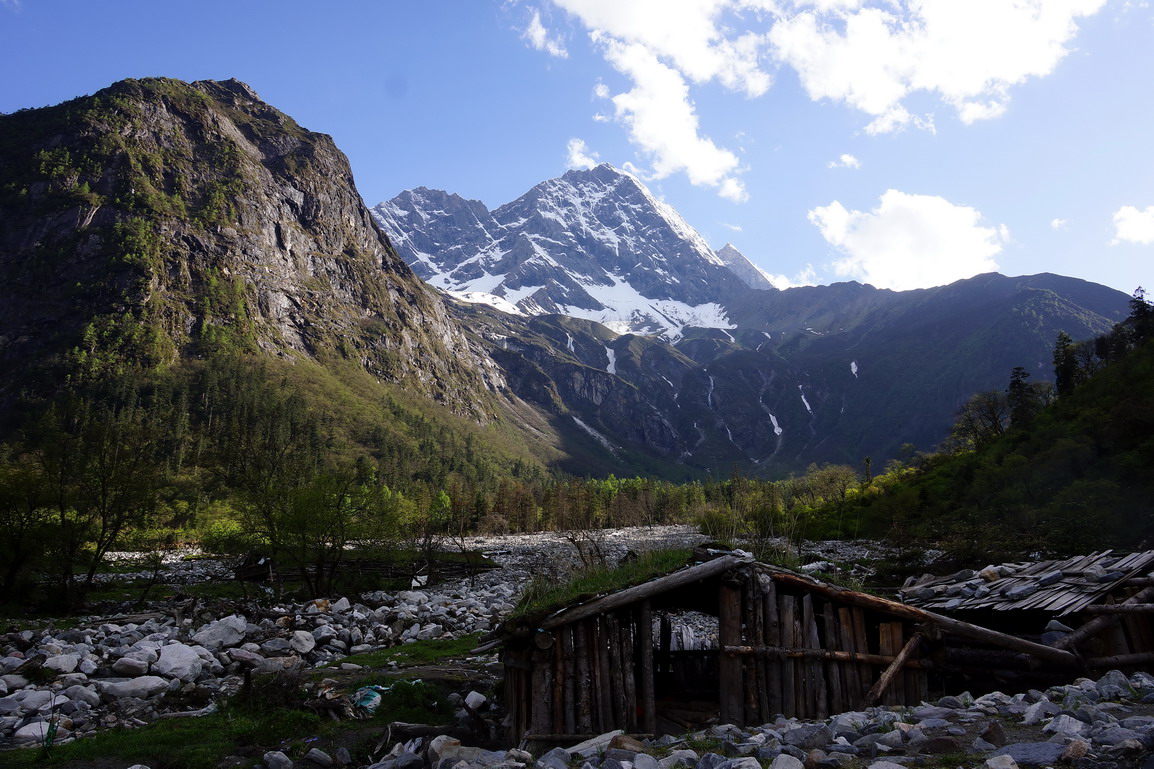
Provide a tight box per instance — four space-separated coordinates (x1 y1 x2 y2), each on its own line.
899 550 1154 616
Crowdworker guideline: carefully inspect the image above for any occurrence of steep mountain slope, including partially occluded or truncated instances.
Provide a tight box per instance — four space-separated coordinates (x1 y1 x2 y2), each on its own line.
372 164 759 337
0 77 500 420
376 167 1131 476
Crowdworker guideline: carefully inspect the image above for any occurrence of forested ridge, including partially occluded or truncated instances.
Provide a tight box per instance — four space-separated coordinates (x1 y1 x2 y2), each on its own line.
816 289 1154 563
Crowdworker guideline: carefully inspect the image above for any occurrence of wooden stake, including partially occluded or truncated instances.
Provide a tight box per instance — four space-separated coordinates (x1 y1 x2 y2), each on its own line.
861 632 923 708
822 602 844 715
763 577 782 716
780 593 796 718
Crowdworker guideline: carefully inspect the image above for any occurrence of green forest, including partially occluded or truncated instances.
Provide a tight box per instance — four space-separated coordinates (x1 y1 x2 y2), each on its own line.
2 288 1151 612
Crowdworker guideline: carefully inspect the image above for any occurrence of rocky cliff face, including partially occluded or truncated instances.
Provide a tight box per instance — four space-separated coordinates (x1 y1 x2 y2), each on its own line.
0 78 500 418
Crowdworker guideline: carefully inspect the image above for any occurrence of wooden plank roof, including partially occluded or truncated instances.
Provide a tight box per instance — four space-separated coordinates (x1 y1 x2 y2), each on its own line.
899 550 1154 616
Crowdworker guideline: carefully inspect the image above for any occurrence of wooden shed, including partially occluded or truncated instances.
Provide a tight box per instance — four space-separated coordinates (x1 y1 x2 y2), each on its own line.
900 550 1154 676
483 552 1079 743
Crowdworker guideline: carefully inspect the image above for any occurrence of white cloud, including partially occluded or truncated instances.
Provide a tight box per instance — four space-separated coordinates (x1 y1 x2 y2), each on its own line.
566 138 600 169
528 0 1108 199
827 153 861 169
598 37 747 199
1050 218 1068 230
765 264 819 289
1111 205 1154 245
769 0 1107 133
720 221 744 232
539 0 769 201
553 0 773 96
808 189 1005 290
522 9 569 58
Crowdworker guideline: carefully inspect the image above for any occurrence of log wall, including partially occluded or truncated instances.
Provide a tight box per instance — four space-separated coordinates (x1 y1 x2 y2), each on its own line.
504 565 936 740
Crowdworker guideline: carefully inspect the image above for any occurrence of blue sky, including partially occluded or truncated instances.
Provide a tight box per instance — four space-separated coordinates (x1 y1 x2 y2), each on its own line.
2 0 1151 295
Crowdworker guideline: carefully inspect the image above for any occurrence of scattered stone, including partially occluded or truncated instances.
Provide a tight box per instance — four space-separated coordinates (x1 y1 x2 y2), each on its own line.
767 755 804 769
991 742 1065 766
290 630 317 654
305 747 334 766
263 750 294 769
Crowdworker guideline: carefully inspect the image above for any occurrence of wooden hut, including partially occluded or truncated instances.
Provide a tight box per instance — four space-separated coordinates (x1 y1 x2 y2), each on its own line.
900 550 1154 679
482 552 1078 743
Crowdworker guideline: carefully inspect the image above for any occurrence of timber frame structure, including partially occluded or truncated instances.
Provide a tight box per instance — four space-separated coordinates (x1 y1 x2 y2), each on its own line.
483 553 1116 744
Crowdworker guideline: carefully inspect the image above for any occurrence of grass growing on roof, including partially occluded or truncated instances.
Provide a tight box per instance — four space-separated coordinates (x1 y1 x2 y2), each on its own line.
512 547 692 622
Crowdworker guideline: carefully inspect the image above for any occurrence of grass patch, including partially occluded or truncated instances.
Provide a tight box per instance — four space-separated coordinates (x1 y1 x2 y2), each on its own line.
4 678 452 769
323 632 484 669
512 548 692 623
4 706 324 769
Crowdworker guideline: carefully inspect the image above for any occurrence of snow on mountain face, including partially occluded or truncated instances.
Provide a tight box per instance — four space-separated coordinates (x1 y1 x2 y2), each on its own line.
372 164 756 338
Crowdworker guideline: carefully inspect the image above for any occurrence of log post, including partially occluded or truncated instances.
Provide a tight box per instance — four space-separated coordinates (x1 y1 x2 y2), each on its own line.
763 575 782 716
575 621 592 735
780 593 796 717
719 581 745 724
639 600 657 735
822 602 844 715
563 625 577 734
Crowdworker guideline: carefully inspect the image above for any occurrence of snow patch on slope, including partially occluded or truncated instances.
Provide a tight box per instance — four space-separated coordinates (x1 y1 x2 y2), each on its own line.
799 385 813 415
572 415 617 454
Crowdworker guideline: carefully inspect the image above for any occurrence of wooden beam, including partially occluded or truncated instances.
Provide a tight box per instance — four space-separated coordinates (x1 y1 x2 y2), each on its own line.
860 632 924 709
1083 603 1154 613
1086 651 1154 667
540 555 751 630
767 570 1077 665
1055 586 1154 651
722 645 932 669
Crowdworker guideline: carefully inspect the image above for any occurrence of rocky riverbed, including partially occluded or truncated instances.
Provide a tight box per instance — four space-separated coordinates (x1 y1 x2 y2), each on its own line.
3 527 1152 769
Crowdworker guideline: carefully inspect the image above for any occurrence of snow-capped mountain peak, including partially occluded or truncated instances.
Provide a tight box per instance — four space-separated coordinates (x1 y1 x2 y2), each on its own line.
372 163 757 338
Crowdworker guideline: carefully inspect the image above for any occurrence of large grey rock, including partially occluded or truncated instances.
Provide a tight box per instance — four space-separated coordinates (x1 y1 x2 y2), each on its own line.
13 720 71 744
1021 699 1060 725
192 615 247 651
660 749 700 769
991 742 1065 766
766 758 803 769
290 630 317 654
395 752 424 769
264 750 294 769
783 724 832 750
63 684 101 707
98 675 170 699
634 753 661 769
153 643 203 682
43 653 79 674
305 747 334 766
111 656 150 676
1094 726 1145 746
537 746 571 769
1043 714 1087 738
312 624 339 643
